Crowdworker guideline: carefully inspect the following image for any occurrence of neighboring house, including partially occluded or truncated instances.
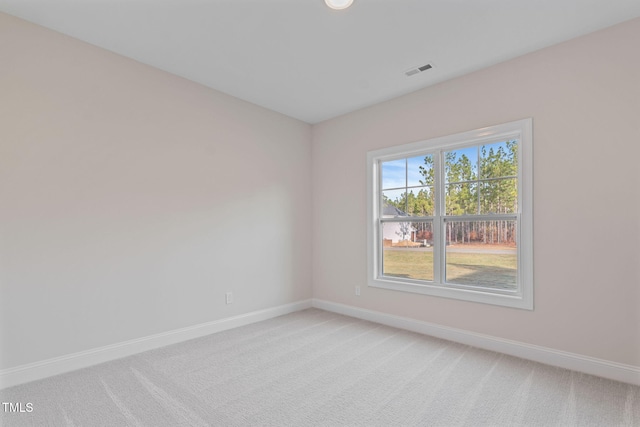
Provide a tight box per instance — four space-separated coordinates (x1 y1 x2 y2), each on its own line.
382 203 410 246
382 203 430 247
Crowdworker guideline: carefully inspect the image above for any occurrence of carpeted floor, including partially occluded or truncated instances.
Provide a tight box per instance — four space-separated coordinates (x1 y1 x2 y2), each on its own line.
1 308 638 426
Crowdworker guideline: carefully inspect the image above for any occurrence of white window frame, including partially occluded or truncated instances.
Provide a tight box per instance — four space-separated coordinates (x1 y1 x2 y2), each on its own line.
367 119 533 310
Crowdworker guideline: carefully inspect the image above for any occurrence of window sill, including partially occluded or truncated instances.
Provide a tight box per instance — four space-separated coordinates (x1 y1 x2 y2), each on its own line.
369 277 533 310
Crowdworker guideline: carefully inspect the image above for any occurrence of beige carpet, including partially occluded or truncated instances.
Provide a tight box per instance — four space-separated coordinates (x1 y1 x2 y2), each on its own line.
1 308 638 426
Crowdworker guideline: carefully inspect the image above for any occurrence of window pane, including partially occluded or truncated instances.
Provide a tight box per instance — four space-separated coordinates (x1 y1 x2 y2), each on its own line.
480 178 517 214
407 155 434 187
445 182 478 215
445 146 478 184
382 190 408 215
444 220 517 289
406 187 434 217
382 221 433 281
480 141 518 179
381 159 406 189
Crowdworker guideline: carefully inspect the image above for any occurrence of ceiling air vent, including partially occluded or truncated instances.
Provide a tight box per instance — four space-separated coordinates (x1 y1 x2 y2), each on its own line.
405 63 433 77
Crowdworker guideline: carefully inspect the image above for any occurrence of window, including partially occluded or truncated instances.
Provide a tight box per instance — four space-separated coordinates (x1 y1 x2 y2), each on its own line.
367 119 533 309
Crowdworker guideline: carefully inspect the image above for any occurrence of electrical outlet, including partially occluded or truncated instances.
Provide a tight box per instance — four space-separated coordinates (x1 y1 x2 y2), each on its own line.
355 286 361 296
225 292 233 305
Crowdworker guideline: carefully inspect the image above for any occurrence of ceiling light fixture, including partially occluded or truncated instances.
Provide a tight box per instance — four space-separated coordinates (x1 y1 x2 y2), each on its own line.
325 0 353 10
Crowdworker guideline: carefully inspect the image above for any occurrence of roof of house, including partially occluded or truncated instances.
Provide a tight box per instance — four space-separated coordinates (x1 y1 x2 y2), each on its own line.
382 203 408 217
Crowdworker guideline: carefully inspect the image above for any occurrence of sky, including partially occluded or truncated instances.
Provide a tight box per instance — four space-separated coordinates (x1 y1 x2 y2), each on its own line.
381 141 512 193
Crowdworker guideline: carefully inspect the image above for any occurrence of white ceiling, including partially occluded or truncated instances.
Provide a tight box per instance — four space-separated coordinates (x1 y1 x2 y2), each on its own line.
2 1 640 124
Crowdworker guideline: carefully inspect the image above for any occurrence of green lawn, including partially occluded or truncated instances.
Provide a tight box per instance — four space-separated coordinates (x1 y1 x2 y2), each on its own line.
382 250 435 281
382 249 517 289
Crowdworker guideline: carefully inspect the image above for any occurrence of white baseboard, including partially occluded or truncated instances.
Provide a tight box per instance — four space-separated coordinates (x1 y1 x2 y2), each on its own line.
312 299 640 386
0 299 312 390
3 298 637 389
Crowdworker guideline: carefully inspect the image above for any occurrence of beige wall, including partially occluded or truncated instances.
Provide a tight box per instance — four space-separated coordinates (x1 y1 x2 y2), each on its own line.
0 13 312 370
312 18 640 366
